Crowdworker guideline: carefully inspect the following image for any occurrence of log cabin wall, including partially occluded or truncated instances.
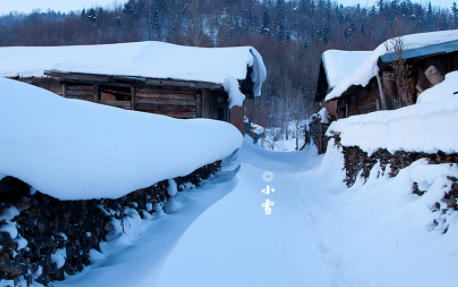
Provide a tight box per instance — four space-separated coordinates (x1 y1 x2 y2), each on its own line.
335 51 458 119
337 78 381 118
12 76 230 122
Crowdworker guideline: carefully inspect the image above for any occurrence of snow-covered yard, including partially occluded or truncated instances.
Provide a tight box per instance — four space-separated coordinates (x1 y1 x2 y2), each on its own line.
38 136 458 287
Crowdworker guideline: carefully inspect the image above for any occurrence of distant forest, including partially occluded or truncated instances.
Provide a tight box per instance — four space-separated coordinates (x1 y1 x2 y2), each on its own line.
0 0 456 130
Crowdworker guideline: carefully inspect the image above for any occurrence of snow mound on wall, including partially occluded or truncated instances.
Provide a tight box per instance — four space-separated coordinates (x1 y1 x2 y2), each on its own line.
322 50 372 89
0 41 267 108
0 77 243 200
325 29 458 102
417 71 458 103
327 72 458 155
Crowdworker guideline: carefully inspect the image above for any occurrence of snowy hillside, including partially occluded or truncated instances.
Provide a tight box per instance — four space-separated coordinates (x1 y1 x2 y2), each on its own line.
0 77 243 200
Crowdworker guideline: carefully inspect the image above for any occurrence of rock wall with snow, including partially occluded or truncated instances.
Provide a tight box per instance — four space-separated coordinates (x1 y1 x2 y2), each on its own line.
0 162 220 286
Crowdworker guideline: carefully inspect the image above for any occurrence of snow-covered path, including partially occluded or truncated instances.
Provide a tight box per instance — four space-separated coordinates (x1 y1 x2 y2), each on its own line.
157 139 332 287
54 137 458 287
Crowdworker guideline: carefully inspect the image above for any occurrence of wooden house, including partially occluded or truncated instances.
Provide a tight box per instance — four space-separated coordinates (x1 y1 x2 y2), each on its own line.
315 50 371 119
322 30 458 119
0 42 266 134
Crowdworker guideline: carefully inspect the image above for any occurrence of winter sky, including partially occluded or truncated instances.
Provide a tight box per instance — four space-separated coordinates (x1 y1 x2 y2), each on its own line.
0 0 455 15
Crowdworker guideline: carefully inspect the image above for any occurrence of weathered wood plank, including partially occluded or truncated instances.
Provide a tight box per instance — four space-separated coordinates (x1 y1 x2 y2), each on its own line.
145 78 223 90
93 84 100 102
63 83 67 98
66 90 93 97
196 94 202 118
135 97 196 106
100 88 132 97
44 70 110 82
376 75 387 110
136 92 196 101
131 86 135 111
66 85 93 91
202 89 211 118
98 100 132 109
425 65 444 86
135 103 196 112
136 86 197 95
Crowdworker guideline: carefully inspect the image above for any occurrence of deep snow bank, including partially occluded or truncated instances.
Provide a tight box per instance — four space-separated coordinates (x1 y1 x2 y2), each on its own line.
0 77 243 200
327 72 458 155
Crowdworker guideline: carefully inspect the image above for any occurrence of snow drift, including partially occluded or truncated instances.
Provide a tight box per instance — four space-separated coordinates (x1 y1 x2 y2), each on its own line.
0 77 243 200
327 72 458 155
321 50 371 89
325 29 458 102
0 41 267 108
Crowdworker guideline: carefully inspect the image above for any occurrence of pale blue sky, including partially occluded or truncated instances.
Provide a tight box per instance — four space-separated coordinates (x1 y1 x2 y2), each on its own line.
0 0 455 15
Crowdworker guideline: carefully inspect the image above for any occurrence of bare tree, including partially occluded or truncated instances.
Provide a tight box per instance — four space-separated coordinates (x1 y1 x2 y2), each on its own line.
385 35 412 107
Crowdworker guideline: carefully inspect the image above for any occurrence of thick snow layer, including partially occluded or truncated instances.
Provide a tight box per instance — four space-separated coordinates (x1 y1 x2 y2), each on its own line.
0 77 243 200
327 73 458 154
326 29 458 101
0 41 267 108
48 136 458 287
322 50 371 88
317 107 331 124
417 71 458 103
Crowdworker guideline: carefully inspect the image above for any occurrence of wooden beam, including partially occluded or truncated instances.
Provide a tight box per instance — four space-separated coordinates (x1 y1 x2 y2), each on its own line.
196 94 202 118
63 83 67 98
146 78 223 90
425 65 444 86
201 89 211 118
44 70 110 82
416 83 424 94
131 86 135 111
136 92 196 101
376 75 387 110
135 97 196 106
93 84 100 103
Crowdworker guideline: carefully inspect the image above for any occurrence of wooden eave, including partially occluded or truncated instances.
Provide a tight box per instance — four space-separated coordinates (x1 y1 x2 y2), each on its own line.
43 70 225 92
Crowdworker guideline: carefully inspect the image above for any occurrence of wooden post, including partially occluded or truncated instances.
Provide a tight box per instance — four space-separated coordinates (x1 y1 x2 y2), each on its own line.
92 84 100 103
376 75 387 110
376 99 380 111
131 86 136 111
416 83 424 94
63 83 67 98
201 89 211 118
196 93 202 118
425 65 444 86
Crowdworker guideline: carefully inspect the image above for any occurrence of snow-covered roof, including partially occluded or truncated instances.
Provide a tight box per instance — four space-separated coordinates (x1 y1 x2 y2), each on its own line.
0 77 243 200
327 71 458 155
0 41 267 107
322 50 371 89
325 29 458 102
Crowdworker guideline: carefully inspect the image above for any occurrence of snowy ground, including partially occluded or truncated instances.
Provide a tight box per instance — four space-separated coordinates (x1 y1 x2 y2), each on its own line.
36 136 458 287
257 121 305 151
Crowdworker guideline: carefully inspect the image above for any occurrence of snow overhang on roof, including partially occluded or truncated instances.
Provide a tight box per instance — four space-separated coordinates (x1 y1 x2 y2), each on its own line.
325 29 458 102
0 41 267 108
322 50 372 89
379 39 458 63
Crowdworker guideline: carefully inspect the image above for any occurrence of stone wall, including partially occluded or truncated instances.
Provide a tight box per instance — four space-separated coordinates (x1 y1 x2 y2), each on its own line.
306 116 330 154
0 161 220 286
330 135 458 231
